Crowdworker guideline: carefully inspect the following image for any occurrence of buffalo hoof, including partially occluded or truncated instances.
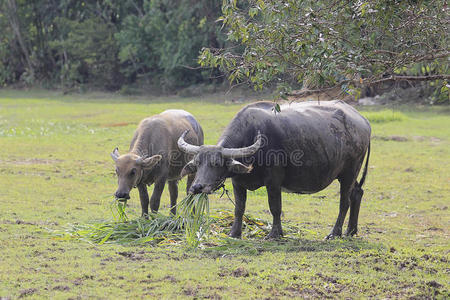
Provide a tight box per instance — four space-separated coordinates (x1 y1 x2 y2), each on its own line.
324 233 341 240
229 227 242 239
345 228 357 237
265 225 283 240
229 232 241 239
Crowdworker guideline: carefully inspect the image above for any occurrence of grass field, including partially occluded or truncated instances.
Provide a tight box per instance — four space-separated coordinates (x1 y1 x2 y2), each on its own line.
0 90 449 299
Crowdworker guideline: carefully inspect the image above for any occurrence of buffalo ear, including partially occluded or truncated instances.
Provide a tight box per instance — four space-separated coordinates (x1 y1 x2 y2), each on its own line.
140 154 162 170
227 159 253 174
180 160 197 177
111 147 120 162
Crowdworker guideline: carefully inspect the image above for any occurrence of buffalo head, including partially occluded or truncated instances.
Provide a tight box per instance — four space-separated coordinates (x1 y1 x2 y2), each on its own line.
110 148 162 199
178 130 262 194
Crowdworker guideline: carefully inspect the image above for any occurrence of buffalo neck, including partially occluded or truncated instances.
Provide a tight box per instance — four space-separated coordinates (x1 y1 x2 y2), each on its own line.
130 133 152 158
217 105 269 150
217 122 257 149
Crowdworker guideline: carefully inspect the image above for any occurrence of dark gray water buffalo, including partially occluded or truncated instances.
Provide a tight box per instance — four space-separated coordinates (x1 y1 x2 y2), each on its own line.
178 100 371 239
111 110 204 216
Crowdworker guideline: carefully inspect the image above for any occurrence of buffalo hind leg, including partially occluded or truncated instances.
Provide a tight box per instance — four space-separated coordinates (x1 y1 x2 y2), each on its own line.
326 178 352 240
168 180 178 215
229 181 247 238
150 178 166 213
345 185 364 236
137 183 150 218
265 185 283 240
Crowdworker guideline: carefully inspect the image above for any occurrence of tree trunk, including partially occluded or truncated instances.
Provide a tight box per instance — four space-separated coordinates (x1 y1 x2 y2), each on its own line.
5 0 34 76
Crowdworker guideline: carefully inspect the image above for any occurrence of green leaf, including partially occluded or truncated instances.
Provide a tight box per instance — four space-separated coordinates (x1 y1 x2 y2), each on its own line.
274 103 281 112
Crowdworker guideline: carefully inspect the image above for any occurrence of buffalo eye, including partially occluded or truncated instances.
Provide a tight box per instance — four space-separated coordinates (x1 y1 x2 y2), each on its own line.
130 168 136 177
210 156 223 167
115 168 119 175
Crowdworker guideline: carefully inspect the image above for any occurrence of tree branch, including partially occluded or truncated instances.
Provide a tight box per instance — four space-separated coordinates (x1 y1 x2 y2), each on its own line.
287 74 450 99
367 74 450 85
286 81 350 98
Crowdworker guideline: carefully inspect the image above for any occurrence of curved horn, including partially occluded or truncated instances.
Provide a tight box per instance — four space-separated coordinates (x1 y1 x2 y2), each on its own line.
177 130 201 154
222 131 263 158
110 147 120 162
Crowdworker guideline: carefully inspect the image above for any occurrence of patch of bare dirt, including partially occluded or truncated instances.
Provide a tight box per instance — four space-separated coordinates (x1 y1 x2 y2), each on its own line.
66 112 103 119
372 134 444 144
283 284 328 298
1 220 58 226
139 279 153 284
426 227 443 232
412 136 443 144
101 122 131 127
430 137 443 144
373 135 409 142
204 292 222 300
231 266 250 277
218 266 251 278
0 158 63 165
18 288 37 298
183 285 198 297
73 278 83 286
162 275 177 283
52 285 70 291
426 280 443 289
116 250 150 261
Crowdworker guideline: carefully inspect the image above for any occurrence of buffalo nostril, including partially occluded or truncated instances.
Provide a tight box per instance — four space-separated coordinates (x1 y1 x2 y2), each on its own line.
115 191 130 199
191 183 204 194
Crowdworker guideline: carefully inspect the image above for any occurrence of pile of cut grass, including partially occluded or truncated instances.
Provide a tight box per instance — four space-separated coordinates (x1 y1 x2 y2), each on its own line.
62 213 183 245
57 193 211 247
177 193 210 247
54 193 296 248
112 199 129 222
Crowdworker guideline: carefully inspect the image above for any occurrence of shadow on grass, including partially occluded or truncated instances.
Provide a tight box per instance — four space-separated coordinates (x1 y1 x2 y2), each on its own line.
203 236 384 257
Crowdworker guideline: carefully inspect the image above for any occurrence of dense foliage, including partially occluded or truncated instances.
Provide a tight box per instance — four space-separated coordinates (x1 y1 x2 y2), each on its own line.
0 0 448 100
200 0 449 102
0 0 225 90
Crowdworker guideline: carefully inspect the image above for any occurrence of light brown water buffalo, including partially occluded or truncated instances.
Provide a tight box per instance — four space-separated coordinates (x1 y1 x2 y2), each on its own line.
111 110 204 216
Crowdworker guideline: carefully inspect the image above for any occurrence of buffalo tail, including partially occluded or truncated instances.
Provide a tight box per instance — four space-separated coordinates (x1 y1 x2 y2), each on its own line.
358 141 370 188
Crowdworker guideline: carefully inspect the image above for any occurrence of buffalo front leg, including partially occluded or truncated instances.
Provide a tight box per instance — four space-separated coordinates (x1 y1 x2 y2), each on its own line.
137 183 150 218
265 185 283 239
345 185 364 236
168 180 178 215
326 179 352 239
150 178 166 213
229 181 247 238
